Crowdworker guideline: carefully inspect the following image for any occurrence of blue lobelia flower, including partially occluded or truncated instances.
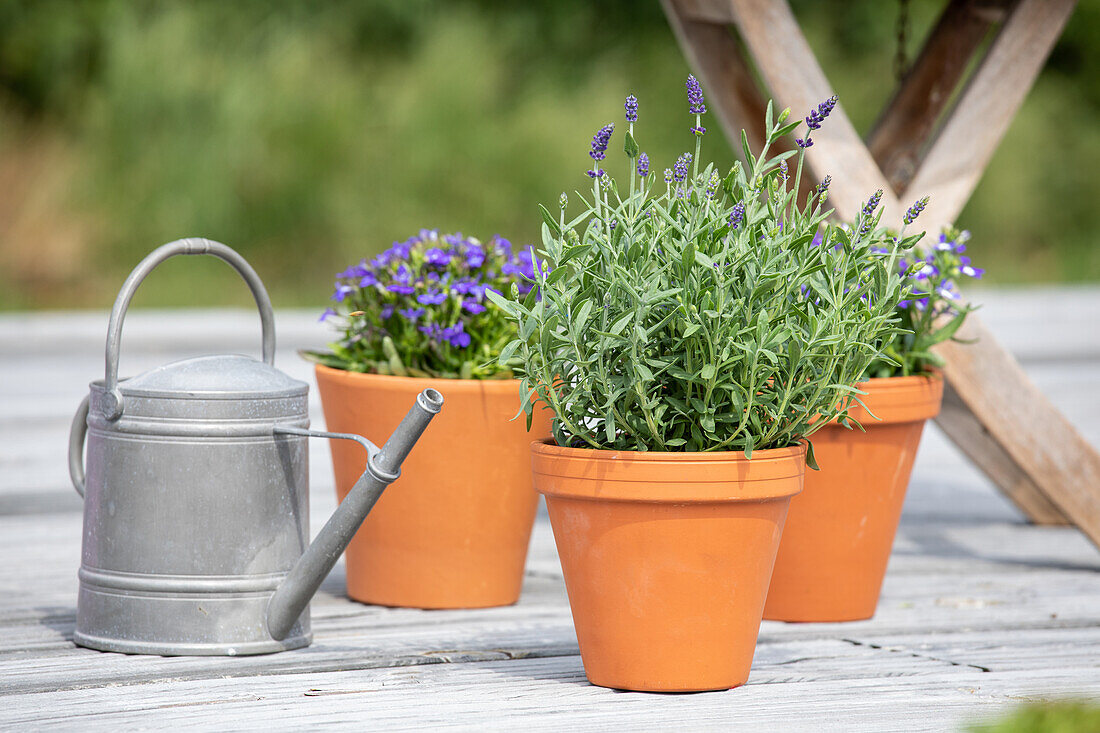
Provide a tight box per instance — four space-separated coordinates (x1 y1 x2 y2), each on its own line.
424 248 451 267
417 290 448 306
462 299 486 315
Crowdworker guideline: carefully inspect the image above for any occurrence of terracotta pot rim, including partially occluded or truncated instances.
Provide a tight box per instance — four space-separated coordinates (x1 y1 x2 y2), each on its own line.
841 372 945 425
531 439 805 503
853 372 943 389
314 363 523 393
531 438 806 462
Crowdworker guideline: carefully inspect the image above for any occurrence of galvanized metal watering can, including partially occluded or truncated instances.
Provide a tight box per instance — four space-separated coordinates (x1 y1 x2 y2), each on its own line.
67 238 443 656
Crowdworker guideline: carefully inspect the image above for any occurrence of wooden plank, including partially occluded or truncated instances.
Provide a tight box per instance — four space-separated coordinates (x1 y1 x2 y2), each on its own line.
661 0 818 202
902 0 1078 234
662 0 768 153
3 643 1100 731
937 318 1100 546
936 382 1070 524
867 0 1009 192
724 0 904 223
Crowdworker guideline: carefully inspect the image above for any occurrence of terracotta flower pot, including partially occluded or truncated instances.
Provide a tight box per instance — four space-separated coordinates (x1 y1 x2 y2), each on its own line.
763 374 944 623
531 441 805 692
314 365 552 609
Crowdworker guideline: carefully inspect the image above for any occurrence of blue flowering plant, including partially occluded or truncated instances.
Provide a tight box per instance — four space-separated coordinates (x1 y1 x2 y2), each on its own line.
867 225 983 378
489 78 930 458
304 229 545 379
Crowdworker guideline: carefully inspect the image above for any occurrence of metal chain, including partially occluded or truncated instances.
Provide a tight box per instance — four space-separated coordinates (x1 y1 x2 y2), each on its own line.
894 0 910 82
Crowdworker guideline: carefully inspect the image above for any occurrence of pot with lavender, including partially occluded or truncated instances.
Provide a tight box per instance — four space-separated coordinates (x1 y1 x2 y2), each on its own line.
304 230 552 609
765 223 983 622
490 80 920 691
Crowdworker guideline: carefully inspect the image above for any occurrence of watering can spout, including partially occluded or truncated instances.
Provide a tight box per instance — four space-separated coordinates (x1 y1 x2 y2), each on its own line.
266 388 444 641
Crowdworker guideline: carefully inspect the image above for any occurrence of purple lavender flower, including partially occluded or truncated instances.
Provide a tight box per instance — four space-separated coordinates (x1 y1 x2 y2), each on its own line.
690 125 706 137
586 169 605 179
416 290 448 306
625 95 638 123
637 152 649 177
589 123 614 162
728 201 745 230
903 196 930 226
462 299 486 315
359 271 379 288
811 232 824 248
805 96 838 131
331 284 354 301
859 190 884 235
398 307 424 321
387 284 415 295
816 175 832 197
795 137 814 149
705 170 720 199
673 152 692 183
778 160 788 183
664 168 673 185
686 75 707 115
862 190 883 218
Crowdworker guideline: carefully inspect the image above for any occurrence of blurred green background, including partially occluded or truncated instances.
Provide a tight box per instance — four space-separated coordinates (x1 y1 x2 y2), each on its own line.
1 0 1096 311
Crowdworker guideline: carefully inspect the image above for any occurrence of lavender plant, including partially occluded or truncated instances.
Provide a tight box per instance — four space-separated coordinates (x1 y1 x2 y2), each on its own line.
867 225 983 378
490 80 927 458
304 229 545 379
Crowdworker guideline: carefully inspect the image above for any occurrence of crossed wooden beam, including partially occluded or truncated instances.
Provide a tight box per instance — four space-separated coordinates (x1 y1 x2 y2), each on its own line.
661 0 1100 547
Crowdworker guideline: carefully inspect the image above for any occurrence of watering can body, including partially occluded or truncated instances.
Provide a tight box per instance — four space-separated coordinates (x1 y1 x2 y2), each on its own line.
69 239 442 656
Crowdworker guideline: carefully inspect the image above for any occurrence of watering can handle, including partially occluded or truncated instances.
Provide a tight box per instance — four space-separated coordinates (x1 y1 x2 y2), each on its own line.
100 238 276 420
68 394 90 498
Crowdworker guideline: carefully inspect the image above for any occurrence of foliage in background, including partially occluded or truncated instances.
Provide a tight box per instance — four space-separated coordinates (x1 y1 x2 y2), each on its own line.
867 225 983 378
303 229 538 379
968 700 1100 733
0 0 1096 309
492 86 923 455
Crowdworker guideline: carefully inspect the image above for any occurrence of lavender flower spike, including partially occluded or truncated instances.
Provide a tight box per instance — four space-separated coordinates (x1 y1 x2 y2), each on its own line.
816 175 832 197
625 95 638 123
589 123 614 162
903 196 930 226
862 190 883 218
637 152 650 178
795 136 814 149
805 96 838 131
673 152 692 182
859 189 884 235
728 201 745 230
686 75 707 115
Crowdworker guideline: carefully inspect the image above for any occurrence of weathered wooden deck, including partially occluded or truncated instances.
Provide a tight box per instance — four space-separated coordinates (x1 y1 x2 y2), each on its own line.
1 288 1098 731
